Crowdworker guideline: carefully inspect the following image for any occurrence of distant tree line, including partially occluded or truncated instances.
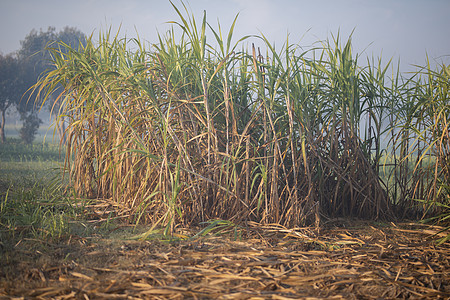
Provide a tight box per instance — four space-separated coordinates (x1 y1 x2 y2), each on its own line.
0 26 85 143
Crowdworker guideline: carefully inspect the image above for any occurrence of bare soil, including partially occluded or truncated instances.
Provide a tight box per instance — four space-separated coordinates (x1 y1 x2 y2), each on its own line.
1 221 449 299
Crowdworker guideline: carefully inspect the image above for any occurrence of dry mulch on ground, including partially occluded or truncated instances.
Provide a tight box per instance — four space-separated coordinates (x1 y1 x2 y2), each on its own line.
1 221 449 299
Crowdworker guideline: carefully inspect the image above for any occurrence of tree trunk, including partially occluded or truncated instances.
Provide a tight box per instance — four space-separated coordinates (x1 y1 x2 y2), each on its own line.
0 109 6 143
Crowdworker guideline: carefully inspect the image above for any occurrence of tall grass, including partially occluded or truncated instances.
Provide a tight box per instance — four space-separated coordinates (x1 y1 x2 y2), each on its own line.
32 2 449 234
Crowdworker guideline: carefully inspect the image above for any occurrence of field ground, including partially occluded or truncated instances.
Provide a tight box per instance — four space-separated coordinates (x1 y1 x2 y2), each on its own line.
1 220 449 299
0 142 449 299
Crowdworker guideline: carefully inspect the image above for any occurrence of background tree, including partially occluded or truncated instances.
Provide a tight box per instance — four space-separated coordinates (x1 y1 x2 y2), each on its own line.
0 54 20 143
19 113 42 144
16 26 86 144
16 27 57 144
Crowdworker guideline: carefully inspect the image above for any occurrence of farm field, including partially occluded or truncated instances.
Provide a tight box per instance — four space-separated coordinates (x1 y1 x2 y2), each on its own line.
0 141 449 299
1 3 449 298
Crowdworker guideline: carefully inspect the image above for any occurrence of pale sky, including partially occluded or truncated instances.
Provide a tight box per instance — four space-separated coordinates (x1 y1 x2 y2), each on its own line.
1 0 449 73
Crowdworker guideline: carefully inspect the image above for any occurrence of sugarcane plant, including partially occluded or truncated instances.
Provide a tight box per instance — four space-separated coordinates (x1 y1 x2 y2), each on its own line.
31 1 448 238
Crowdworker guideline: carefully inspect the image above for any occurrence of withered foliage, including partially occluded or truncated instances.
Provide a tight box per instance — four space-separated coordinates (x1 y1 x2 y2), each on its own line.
1 222 449 299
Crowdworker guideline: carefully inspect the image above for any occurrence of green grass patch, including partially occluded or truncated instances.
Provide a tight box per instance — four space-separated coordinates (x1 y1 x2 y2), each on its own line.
0 137 62 162
0 140 77 244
